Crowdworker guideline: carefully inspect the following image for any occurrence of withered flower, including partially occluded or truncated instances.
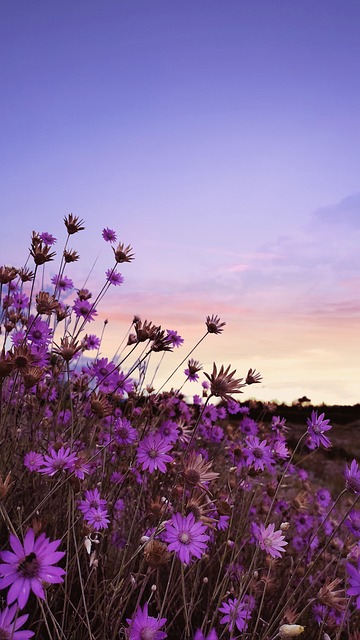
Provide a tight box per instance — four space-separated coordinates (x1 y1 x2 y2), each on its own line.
9 344 36 371
22 366 44 389
205 314 226 334
90 392 113 418
186 359 203 377
185 493 216 527
143 539 170 568
113 242 135 263
151 329 174 353
0 353 13 379
18 267 34 282
246 368 262 384
64 213 85 234
0 266 18 284
36 291 59 315
77 288 92 301
134 319 159 342
127 333 138 346
204 363 245 401
30 233 56 265
56 304 70 322
63 249 80 263
317 577 346 612
53 336 83 362
182 451 219 492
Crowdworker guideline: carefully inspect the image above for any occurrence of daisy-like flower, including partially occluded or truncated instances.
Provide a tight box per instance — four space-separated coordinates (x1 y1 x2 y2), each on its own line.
102 227 117 243
184 359 203 382
243 435 274 471
136 433 173 473
218 596 252 633
126 602 167 640
252 522 288 558
204 363 245 401
345 460 360 494
166 329 184 348
114 418 137 445
306 410 332 449
113 241 135 263
39 446 78 477
0 529 65 609
164 512 209 564
24 451 44 472
345 509 360 538
51 274 74 291
194 630 218 640
78 488 107 515
347 559 360 608
83 507 110 531
105 268 124 286
205 314 226 334
83 334 101 351
64 213 85 234
0 604 34 639
39 231 57 245
72 298 98 322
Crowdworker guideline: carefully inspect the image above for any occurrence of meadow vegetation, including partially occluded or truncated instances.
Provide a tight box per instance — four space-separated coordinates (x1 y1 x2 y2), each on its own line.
0 217 359 639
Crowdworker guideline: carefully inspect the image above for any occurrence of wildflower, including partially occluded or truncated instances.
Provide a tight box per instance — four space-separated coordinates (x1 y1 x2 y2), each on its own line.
347 559 360 608
83 334 101 350
51 274 74 291
52 336 82 362
113 241 135 263
24 451 44 472
83 507 110 531
27 317 53 347
346 509 360 538
252 522 288 558
143 540 171 568
39 446 78 476
166 329 184 348
35 291 59 315
194 630 218 640
184 359 203 382
345 460 360 494
164 512 209 564
78 489 107 516
63 249 80 263
0 604 34 639
182 452 219 491
218 596 252 633
204 363 245 401
306 410 332 448
134 318 159 342
18 267 34 282
114 418 137 445
64 213 85 234
72 298 98 322
246 368 262 384
102 227 117 242
40 231 57 245
9 345 35 372
151 329 174 352
137 433 173 473
205 314 226 334
0 266 18 284
317 577 346 612
243 436 274 471
29 234 56 265
0 528 65 609
105 268 124 286
126 602 167 640
316 488 332 509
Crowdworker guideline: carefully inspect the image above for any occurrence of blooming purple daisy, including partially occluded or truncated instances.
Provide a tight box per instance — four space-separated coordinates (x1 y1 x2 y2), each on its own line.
114 418 137 445
40 231 57 245
243 436 274 471
346 510 360 538
136 433 173 473
218 597 252 633
27 317 53 347
306 410 332 449
78 488 107 515
24 451 44 472
105 268 124 286
83 334 101 350
345 460 360 494
166 329 184 348
39 446 78 476
346 559 360 608
102 227 117 243
316 487 332 509
83 506 110 531
194 630 218 640
72 298 97 322
51 273 74 291
0 604 34 639
0 529 65 609
164 512 209 564
126 603 167 640
252 522 288 558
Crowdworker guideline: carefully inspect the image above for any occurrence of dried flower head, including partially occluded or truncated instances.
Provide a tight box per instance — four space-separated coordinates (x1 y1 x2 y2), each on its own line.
246 368 263 384
35 291 59 315
53 336 83 362
143 539 171 568
317 577 346 611
182 452 219 492
9 345 35 372
205 314 226 334
30 234 56 266
204 363 245 401
63 249 80 263
18 267 34 282
90 393 113 418
151 329 174 353
0 266 18 285
64 213 85 234
113 242 135 263
77 288 92 301
22 366 44 389
134 319 159 342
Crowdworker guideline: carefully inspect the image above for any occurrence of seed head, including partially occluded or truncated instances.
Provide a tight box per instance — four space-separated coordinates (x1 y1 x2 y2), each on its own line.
30 233 56 265
113 242 135 263
0 266 18 284
143 539 171 568
63 249 80 263
204 363 245 401
36 291 59 315
64 213 85 234
246 368 262 384
206 314 226 334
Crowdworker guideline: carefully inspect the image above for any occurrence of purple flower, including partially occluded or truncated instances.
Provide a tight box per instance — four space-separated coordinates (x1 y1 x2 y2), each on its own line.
240 416 258 436
24 451 44 472
164 512 209 564
345 460 360 494
243 436 274 471
27 317 53 347
252 522 288 558
166 329 184 348
102 227 117 243
83 334 101 350
72 298 97 322
84 507 110 531
105 268 124 286
194 630 218 640
136 433 173 473
316 488 332 509
347 559 360 608
114 418 137 445
126 602 167 640
0 529 65 609
40 231 57 245
0 604 34 639
306 410 332 448
51 274 74 291
78 488 107 515
218 597 252 633
346 510 360 538
39 446 78 476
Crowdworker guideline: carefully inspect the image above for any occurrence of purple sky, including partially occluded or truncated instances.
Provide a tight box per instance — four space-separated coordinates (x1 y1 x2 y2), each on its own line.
1 1 359 404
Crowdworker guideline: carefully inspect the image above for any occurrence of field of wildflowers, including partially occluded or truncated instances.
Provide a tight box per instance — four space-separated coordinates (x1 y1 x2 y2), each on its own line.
0 216 359 639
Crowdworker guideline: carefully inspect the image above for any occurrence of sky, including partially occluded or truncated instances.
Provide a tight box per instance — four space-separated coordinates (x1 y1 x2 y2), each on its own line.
1 0 359 405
